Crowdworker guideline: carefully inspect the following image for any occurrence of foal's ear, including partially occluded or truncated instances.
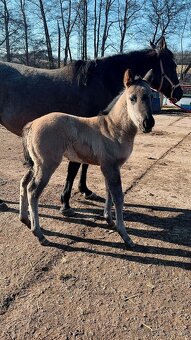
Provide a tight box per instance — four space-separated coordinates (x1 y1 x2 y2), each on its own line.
143 69 153 84
124 69 134 87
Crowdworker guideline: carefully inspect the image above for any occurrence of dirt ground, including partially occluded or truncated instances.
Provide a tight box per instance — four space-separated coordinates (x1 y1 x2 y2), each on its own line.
0 111 191 340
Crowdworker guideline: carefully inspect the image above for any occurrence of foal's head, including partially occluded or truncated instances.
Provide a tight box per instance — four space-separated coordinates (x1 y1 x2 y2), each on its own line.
124 69 155 133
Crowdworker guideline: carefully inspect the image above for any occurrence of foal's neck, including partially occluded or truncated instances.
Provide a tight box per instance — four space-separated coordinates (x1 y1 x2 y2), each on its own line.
104 92 137 142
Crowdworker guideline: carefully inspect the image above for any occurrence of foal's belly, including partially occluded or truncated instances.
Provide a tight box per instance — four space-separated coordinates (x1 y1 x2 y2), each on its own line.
63 144 100 166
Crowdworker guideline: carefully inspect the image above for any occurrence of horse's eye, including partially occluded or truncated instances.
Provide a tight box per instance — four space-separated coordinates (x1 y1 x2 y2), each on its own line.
130 95 137 102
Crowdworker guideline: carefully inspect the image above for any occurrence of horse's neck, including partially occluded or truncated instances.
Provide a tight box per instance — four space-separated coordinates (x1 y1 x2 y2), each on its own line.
104 93 137 142
100 50 157 97
122 50 157 76
107 49 157 76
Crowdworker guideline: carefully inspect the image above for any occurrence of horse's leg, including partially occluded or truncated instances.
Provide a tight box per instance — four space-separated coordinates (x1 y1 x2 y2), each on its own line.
60 161 81 216
27 164 56 245
78 164 96 199
0 199 9 211
101 165 134 249
104 180 115 228
19 169 32 228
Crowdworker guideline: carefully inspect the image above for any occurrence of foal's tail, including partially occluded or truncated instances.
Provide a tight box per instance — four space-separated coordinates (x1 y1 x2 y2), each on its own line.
22 122 33 168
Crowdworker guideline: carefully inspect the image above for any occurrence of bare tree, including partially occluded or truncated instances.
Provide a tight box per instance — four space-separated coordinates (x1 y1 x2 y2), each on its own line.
77 0 88 60
145 0 188 44
93 0 103 58
57 20 61 67
0 0 11 61
117 0 141 53
19 0 29 64
101 0 114 57
38 0 54 68
58 0 81 65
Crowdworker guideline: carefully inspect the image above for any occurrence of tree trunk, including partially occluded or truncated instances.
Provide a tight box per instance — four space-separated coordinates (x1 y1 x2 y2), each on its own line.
20 0 29 65
3 0 11 62
39 0 54 69
57 20 61 68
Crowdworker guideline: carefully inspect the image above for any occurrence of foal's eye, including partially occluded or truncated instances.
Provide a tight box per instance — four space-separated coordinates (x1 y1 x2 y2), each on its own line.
142 94 148 101
130 95 137 102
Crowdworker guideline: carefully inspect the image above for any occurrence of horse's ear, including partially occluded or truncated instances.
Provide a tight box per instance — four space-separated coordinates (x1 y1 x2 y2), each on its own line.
150 40 156 49
158 36 167 50
143 69 153 84
124 69 134 87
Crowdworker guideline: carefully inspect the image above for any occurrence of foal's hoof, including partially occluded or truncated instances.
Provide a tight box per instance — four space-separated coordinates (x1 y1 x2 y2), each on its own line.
60 207 75 217
105 218 115 229
20 216 31 229
84 192 98 200
0 201 9 212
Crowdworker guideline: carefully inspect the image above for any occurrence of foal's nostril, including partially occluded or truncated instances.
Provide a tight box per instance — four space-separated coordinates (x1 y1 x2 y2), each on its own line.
143 116 155 130
151 116 155 127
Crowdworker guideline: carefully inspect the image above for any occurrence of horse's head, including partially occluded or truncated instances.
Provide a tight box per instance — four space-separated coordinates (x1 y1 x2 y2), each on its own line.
124 69 155 133
148 37 183 103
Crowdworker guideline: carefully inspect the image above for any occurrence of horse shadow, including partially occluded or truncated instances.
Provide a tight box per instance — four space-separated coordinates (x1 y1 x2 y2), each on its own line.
3 199 191 270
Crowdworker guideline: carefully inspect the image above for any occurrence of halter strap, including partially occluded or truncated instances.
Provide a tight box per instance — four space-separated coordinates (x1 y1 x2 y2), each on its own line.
156 51 181 100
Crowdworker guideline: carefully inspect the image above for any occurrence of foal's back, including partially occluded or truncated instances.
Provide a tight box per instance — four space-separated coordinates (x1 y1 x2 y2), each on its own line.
27 112 104 166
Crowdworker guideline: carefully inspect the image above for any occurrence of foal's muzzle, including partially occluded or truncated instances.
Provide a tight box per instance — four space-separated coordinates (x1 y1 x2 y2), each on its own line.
141 116 155 133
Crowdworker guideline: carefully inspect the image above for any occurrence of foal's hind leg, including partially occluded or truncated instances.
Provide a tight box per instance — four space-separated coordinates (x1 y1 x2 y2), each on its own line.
101 165 134 249
27 164 57 244
19 169 32 228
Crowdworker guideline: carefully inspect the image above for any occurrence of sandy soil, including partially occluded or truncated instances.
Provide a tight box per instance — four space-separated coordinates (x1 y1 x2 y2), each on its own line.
0 111 191 340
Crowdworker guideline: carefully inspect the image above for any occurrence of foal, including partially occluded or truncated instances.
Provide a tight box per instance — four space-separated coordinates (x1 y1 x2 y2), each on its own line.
20 69 155 248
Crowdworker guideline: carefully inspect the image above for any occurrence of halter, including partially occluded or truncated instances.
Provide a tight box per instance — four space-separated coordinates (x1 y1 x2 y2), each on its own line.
156 53 181 100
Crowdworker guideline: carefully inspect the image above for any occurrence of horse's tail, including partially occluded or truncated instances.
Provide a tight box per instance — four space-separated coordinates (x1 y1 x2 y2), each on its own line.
22 122 33 168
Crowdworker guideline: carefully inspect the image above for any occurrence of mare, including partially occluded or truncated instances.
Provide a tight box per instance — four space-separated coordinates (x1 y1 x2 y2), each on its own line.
20 69 155 248
0 37 182 213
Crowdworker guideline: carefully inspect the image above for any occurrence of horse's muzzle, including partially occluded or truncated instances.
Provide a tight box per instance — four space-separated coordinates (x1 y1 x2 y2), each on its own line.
170 86 183 103
141 116 155 133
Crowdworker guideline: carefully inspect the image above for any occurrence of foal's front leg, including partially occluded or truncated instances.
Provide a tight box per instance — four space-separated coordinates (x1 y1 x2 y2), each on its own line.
101 165 134 249
104 180 115 228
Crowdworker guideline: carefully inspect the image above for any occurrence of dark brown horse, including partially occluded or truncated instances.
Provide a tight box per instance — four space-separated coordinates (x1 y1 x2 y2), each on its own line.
0 37 182 213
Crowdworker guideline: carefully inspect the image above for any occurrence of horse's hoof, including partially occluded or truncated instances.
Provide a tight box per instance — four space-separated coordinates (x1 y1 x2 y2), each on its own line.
85 192 98 200
0 201 9 212
124 239 135 250
39 236 50 246
60 207 75 217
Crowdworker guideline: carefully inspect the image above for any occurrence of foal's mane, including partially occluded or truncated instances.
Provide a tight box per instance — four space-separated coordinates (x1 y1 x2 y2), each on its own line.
101 91 123 116
100 78 149 116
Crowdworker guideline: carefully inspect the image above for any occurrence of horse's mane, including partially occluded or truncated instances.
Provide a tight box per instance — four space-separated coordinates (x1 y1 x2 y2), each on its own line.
70 46 174 87
70 59 97 86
